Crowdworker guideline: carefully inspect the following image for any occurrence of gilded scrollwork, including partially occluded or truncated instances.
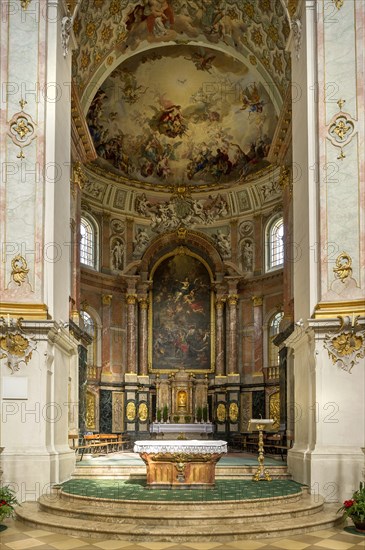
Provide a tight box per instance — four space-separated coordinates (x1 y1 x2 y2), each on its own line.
8 113 36 148
138 402 148 422
229 402 239 423
328 114 355 158
216 403 226 422
11 255 29 286
333 252 352 283
324 315 365 373
72 162 87 197
269 392 280 430
86 391 96 430
126 401 136 421
0 317 37 374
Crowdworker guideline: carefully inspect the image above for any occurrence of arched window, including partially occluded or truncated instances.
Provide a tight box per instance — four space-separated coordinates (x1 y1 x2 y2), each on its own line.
80 216 97 268
268 311 284 367
80 310 96 366
266 216 284 271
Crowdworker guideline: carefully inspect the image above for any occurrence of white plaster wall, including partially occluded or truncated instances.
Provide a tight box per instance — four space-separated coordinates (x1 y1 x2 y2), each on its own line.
0 323 77 501
291 1 319 323
43 0 72 321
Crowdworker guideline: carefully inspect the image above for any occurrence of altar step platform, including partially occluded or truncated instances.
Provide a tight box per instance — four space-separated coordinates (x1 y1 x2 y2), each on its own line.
70 451 292 480
16 481 341 542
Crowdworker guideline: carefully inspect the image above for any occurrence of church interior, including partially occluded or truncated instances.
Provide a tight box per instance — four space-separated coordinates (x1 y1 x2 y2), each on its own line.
0 0 364 548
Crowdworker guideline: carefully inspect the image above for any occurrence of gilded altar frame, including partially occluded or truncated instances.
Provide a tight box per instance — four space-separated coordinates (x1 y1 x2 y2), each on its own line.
148 247 215 373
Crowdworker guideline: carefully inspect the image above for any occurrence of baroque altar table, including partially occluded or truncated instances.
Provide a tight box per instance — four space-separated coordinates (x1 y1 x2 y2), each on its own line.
134 440 227 488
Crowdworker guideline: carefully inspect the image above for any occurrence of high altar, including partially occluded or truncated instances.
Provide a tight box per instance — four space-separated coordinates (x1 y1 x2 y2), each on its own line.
134 440 227 488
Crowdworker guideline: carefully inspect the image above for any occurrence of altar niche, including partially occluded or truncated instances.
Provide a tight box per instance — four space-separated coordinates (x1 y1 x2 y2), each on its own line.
155 366 209 425
148 249 215 373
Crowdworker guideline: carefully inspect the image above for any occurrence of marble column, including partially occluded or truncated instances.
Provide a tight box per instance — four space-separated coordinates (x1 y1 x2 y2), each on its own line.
126 293 137 374
101 294 112 375
138 297 149 376
227 294 238 375
215 297 225 375
252 296 263 375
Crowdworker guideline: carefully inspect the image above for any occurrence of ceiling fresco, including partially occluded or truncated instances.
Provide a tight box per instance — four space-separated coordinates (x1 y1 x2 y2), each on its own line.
73 0 291 99
86 45 278 188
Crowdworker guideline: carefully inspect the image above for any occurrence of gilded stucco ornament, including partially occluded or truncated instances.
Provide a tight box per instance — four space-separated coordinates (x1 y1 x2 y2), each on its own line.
138 402 148 422
20 0 31 9
216 403 226 422
332 0 344 9
0 317 37 374
324 315 365 374
126 401 136 421
229 402 239 423
86 391 96 430
8 101 37 159
72 162 87 197
333 252 352 283
269 392 280 430
11 255 29 286
328 111 355 160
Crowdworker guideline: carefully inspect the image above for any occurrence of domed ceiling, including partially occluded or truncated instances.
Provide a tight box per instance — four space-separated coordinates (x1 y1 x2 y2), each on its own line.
74 0 291 191
86 45 278 188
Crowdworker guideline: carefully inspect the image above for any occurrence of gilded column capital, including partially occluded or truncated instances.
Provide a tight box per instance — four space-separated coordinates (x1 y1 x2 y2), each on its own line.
102 294 112 306
227 294 238 306
215 297 226 310
126 293 137 305
138 297 149 310
252 296 263 307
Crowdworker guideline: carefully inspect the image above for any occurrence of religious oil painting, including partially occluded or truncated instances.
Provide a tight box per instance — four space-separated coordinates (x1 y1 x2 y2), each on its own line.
149 253 213 372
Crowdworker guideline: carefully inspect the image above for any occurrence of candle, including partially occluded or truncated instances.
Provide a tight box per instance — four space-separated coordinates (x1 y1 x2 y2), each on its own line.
7 314 10 327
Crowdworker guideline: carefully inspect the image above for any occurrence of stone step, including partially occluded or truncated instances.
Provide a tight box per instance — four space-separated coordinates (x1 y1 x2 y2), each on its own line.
37 492 323 525
15 501 342 542
72 464 291 480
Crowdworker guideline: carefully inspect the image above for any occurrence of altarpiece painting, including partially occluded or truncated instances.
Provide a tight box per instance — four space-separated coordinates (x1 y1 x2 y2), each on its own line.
149 252 214 372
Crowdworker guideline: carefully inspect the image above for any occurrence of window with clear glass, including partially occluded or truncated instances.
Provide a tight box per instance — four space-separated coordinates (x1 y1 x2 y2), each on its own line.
268 311 284 367
267 217 284 270
80 217 96 268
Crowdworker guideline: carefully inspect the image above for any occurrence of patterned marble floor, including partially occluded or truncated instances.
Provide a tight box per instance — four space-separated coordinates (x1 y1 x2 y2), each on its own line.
0 520 364 550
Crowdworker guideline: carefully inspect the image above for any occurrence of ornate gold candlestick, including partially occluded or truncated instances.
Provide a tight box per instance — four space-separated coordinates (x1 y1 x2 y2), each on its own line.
248 418 274 482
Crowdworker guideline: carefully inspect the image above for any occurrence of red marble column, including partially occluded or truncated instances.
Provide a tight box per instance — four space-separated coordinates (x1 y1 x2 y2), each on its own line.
101 294 112 374
227 294 238 375
138 297 149 375
215 297 225 375
126 293 137 374
252 296 263 374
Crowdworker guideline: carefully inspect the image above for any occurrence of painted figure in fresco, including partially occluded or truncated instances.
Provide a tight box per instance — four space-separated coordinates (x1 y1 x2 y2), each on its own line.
240 83 265 115
145 0 174 36
126 0 174 36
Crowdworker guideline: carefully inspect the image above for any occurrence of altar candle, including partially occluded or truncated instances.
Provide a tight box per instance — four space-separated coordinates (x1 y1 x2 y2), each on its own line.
7 314 10 327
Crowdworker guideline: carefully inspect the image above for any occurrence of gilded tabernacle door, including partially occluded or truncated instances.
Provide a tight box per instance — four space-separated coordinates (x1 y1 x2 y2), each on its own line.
148 249 215 373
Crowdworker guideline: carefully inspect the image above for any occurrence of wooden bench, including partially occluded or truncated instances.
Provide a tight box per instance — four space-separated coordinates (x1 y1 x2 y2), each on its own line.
69 433 132 460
